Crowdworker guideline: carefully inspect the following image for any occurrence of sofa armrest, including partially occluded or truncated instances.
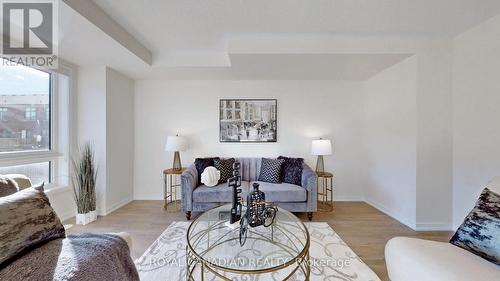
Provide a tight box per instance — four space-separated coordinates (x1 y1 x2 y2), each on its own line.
301 163 318 212
181 164 198 212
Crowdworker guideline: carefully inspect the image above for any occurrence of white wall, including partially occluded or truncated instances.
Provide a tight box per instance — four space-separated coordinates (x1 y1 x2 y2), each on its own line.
452 14 500 228
47 189 76 221
106 68 135 213
415 41 453 230
363 56 418 229
78 66 107 213
134 80 366 201
77 66 134 215
361 40 454 230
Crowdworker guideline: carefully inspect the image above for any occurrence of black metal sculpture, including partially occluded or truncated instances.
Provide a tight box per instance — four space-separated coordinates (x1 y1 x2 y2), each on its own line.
239 182 278 246
228 162 243 224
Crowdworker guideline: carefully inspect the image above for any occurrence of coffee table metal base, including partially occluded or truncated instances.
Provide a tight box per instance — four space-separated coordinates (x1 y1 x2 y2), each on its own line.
185 224 310 280
186 204 310 281
186 248 310 281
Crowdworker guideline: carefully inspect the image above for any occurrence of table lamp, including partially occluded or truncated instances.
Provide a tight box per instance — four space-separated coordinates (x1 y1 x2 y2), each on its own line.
165 135 188 170
311 138 332 173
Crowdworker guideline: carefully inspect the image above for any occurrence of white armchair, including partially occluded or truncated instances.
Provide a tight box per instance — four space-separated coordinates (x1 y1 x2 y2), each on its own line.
385 177 500 281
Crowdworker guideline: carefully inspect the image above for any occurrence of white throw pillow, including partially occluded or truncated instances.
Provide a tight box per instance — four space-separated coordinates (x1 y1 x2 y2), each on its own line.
201 166 221 187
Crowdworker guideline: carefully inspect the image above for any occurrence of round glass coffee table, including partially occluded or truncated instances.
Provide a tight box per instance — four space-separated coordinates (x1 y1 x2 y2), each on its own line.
186 204 310 280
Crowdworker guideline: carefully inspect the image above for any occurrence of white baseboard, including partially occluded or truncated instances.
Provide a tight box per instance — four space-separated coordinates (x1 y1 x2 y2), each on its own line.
98 196 133 216
365 199 416 230
415 223 454 231
333 196 364 202
133 196 163 200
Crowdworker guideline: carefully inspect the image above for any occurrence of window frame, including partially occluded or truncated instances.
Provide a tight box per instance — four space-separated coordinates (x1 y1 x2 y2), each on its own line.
0 62 75 191
0 107 7 121
25 106 37 121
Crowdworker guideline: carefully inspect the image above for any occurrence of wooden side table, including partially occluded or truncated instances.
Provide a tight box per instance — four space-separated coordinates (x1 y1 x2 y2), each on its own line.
163 168 185 212
317 171 334 212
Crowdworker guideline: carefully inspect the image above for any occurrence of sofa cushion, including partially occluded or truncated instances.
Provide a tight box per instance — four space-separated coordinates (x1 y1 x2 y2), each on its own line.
214 158 235 184
195 157 219 184
258 158 285 184
253 181 307 202
0 187 65 266
278 156 304 186
450 188 500 265
193 181 250 203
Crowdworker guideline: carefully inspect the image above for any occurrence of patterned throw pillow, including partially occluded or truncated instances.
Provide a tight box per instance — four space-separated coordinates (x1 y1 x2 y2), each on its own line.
258 158 285 184
0 187 66 266
194 157 219 184
214 158 235 184
450 188 500 265
278 156 304 186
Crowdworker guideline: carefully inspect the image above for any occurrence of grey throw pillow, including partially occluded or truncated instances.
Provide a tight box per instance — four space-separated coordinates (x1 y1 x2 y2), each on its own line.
278 156 304 186
0 186 65 266
258 158 285 184
450 188 500 265
0 176 18 197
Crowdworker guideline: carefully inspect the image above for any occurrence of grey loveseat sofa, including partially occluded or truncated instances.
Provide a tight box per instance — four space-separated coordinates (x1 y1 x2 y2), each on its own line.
181 158 318 221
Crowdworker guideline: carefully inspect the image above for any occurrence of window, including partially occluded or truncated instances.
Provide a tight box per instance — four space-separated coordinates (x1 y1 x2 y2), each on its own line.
0 162 51 184
25 107 37 121
0 63 50 152
0 58 73 190
0 108 7 121
0 129 10 138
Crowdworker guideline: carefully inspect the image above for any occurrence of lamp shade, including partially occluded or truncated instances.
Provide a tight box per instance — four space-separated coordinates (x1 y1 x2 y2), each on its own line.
311 139 332 155
165 135 188 152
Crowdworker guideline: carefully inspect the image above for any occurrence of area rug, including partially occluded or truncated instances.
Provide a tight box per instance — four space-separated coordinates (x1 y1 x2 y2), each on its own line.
135 221 380 281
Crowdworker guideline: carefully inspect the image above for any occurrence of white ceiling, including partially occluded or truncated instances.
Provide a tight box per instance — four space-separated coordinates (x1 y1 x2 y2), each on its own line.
130 54 412 80
58 0 500 80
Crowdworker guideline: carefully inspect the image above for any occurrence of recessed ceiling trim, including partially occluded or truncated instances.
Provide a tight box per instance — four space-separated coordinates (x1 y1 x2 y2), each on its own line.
63 0 152 65
228 37 422 55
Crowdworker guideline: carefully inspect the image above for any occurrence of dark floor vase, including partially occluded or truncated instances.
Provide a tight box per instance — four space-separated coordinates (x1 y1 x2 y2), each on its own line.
239 183 278 246
247 182 266 227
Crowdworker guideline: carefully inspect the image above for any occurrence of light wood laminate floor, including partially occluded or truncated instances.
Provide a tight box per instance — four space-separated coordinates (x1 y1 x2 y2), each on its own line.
65 201 452 281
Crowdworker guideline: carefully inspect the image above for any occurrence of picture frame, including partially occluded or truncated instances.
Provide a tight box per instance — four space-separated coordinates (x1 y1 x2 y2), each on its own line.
219 99 277 143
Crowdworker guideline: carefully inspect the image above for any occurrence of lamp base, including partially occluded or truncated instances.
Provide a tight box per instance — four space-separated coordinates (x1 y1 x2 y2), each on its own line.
172 151 182 170
315 155 324 173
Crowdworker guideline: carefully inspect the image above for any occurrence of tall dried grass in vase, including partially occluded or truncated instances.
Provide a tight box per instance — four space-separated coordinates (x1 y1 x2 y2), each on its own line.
72 142 98 225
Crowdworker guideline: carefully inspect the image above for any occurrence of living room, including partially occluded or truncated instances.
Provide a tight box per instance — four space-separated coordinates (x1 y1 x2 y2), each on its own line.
0 1 499 281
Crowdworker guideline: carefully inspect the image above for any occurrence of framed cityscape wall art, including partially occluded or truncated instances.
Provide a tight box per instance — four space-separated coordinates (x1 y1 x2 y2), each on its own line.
219 99 277 143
